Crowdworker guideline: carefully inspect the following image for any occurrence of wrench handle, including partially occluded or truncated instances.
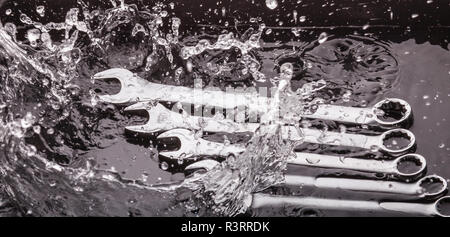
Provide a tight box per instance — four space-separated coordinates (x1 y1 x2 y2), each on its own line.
251 194 437 216
251 193 383 212
281 126 379 150
289 152 396 174
284 175 418 195
306 104 375 124
125 76 270 112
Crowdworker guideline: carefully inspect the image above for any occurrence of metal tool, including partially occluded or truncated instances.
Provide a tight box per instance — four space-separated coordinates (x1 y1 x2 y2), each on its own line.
282 126 415 154
94 68 412 127
283 174 446 198
127 102 415 154
157 128 245 159
124 102 259 133
186 160 443 197
249 194 450 217
289 153 426 178
159 129 423 178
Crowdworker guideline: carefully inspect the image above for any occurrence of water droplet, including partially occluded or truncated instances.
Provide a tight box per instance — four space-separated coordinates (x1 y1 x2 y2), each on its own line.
306 156 320 164
65 8 79 26
160 161 169 170
439 143 445 149
132 23 147 36
33 125 41 134
47 128 54 135
291 28 300 37
266 0 278 10
280 63 294 80
5 9 12 15
342 90 352 102
36 5 45 17
48 180 57 187
73 186 84 192
362 24 370 30
318 32 328 44
374 108 385 116
370 145 380 152
20 112 34 129
26 145 37 156
26 28 41 47
299 16 306 22
339 125 347 134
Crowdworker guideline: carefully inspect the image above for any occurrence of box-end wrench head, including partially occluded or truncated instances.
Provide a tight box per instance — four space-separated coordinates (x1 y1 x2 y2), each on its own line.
309 98 412 127
93 68 270 110
284 127 416 154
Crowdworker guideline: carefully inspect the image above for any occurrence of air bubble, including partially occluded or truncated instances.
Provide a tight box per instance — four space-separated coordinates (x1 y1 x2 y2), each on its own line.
370 145 380 152
20 14 33 25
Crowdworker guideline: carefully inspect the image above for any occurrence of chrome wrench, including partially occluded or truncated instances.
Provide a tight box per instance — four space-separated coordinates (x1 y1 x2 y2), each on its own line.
132 103 415 154
283 174 446 198
157 128 245 159
249 194 450 217
94 68 412 127
288 153 426 178
186 160 445 198
157 129 422 178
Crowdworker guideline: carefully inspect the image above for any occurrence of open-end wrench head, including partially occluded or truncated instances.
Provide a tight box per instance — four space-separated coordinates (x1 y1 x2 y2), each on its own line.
157 129 197 159
125 102 174 133
379 128 416 153
373 98 412 127
93 68 137 104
